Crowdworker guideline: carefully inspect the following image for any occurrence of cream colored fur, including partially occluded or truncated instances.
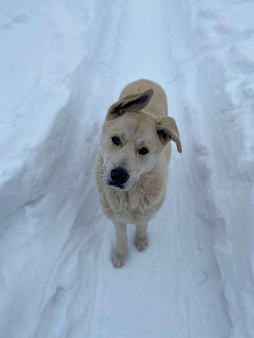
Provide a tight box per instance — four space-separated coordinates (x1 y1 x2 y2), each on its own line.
96 79 182 267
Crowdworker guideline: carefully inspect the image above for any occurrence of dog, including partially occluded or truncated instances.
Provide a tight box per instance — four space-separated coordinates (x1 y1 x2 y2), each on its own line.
96 79 182 267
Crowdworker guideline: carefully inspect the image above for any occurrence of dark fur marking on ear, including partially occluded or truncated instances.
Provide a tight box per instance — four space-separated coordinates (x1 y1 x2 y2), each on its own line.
123 94 149 109
113 106 125 117
157 130 170 141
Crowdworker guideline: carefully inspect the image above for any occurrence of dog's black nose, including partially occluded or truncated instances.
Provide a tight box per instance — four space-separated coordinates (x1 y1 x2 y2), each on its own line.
111 168 129 185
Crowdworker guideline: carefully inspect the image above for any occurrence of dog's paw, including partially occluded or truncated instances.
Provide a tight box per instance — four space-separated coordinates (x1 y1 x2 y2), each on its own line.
112 250 126 268
134 236 148 251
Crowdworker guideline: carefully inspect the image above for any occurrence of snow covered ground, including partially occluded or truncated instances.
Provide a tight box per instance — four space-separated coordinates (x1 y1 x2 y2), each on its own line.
0 0 254 337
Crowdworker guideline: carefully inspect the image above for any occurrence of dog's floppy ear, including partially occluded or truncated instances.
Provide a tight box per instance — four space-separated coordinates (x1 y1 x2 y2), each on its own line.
156 117 182 153
107 89 153 120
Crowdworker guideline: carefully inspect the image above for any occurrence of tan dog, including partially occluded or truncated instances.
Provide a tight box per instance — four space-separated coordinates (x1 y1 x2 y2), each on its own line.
96 79 182 267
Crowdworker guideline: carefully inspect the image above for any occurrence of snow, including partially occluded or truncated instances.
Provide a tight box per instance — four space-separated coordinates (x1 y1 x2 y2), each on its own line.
0 0 253 337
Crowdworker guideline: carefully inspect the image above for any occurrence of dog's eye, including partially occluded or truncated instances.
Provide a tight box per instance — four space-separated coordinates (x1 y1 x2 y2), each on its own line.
112 136 121 146
139 147 149 155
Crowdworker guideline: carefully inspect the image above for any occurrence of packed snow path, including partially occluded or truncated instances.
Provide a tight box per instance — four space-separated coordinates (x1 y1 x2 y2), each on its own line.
0 0 253 337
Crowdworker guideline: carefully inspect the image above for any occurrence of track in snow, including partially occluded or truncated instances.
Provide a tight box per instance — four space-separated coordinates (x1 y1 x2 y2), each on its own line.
87 1 231 337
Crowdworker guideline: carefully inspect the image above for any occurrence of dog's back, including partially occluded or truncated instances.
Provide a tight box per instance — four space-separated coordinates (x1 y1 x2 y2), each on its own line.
120 79 168 118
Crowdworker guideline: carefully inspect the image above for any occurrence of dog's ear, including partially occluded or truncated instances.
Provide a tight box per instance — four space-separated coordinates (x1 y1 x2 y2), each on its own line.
156 117 182 153
107 89 153 120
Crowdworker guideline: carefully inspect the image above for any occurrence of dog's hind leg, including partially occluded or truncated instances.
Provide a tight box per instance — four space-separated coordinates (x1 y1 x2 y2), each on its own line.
134 223 148 251
112 222 127 268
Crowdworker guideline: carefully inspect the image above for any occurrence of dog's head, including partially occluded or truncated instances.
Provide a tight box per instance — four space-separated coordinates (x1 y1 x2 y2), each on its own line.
99 89 182 191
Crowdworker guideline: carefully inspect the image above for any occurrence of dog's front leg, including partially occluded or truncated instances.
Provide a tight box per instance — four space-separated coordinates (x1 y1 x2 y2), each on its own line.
135 223 148 251
112 222 127 268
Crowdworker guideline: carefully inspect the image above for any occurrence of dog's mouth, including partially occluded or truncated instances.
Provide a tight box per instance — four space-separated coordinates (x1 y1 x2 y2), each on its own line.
108 181 126 190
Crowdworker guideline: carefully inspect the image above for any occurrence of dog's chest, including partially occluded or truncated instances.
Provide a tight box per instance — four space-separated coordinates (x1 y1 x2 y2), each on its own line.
100 180 165 224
